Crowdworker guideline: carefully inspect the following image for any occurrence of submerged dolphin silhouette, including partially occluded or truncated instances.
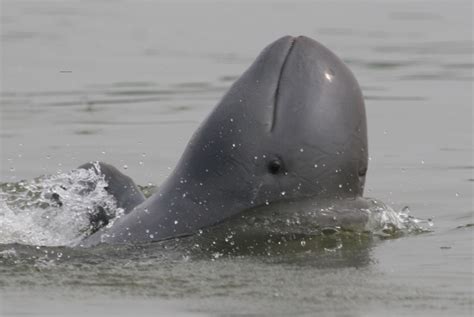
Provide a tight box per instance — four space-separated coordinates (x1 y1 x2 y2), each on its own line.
81 35 368 246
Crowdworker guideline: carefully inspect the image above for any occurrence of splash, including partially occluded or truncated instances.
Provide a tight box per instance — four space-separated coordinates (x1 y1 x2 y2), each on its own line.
364 200 433 238
235 197 433 238
0 163 431 249
186 197 434 258
0 162 124 247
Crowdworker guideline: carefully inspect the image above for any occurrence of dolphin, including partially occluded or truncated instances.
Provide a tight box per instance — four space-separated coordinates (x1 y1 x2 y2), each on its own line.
80 35 368 246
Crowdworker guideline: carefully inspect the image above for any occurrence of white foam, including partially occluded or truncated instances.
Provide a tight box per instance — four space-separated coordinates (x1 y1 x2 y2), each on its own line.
0 163 123 247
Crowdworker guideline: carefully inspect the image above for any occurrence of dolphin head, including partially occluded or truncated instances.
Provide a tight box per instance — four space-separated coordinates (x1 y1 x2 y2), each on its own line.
173 36 368 210
85 36 369 245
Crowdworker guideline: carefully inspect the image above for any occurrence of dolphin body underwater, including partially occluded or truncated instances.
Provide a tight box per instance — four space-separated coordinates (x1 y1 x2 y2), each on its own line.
80 35 370 246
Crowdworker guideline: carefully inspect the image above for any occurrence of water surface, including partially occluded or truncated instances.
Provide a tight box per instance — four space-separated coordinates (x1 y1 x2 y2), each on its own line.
1 1 472 316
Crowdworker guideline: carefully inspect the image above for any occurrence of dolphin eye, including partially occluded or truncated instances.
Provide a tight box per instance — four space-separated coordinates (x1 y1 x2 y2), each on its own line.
268 159 283 174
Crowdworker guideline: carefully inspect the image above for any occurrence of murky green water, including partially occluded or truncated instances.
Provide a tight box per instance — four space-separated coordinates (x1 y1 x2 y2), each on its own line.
1 1 472 316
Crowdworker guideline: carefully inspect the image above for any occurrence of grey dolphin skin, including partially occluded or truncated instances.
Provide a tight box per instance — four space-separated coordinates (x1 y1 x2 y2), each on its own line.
81 35 368 246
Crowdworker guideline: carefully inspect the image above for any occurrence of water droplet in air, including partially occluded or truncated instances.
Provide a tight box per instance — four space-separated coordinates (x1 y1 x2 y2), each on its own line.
299 148 304 152
314 164 318 168
300 240 306 247
455 192 460 197
281 191 286 196
174 220 179 225
123 165 128 170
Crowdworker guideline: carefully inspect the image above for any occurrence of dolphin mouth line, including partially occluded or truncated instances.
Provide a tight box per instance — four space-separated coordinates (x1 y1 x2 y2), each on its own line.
270 36 297 132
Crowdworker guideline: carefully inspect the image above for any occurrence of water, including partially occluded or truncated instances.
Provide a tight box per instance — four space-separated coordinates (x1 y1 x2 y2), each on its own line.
0 162 125 246
1 0 473 316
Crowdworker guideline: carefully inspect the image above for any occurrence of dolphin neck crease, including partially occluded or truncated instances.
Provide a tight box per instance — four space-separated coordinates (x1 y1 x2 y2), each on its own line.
270 37 296 133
